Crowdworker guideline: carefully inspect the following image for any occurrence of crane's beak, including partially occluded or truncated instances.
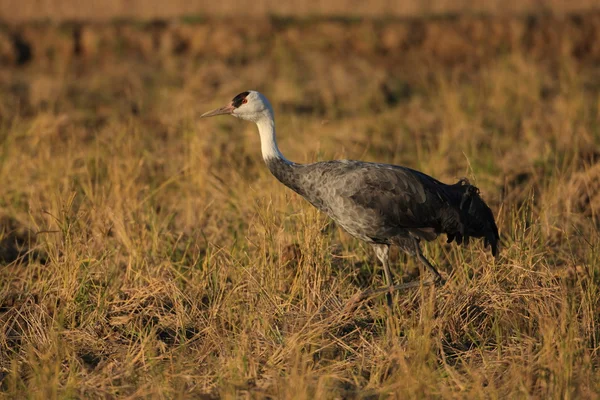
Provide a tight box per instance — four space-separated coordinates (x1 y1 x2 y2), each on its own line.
200 104 235 118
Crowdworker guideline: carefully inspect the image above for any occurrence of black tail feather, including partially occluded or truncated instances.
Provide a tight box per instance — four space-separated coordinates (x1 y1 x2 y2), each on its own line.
445 179 500 257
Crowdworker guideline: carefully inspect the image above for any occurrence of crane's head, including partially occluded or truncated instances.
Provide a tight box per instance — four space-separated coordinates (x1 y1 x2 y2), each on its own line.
200 90 273 123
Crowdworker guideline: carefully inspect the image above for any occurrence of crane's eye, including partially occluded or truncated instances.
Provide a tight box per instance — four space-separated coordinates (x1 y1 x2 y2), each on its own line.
242 99 248 104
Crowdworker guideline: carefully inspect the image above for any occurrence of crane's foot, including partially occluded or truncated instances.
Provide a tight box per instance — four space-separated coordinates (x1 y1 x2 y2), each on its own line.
431 271 446 286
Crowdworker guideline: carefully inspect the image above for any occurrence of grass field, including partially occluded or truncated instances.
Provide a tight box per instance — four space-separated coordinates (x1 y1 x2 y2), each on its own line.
1 17 600 398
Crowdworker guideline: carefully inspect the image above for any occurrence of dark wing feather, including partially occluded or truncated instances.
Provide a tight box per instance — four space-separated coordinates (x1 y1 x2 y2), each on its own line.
341 165 450 230
297 161 459 238
294 160 499 255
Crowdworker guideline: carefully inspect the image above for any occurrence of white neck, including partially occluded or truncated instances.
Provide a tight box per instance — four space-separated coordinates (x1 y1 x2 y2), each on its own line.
256 113 290 164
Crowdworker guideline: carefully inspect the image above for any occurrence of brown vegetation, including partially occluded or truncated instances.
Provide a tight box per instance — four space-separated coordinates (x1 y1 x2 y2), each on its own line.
3 14 600 69
0 15 599 398
1 0 599 22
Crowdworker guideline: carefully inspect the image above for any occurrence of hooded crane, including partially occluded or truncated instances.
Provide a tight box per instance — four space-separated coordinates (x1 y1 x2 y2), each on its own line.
201 91 499 299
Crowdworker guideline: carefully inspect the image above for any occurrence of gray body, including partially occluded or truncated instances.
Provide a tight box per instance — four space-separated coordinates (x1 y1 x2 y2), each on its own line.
265 157 499 259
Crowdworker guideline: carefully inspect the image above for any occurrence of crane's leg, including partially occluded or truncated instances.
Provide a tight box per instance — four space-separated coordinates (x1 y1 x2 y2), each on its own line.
344 243 435 310
412 238 443 283
373 244 393 288
372 244 394 307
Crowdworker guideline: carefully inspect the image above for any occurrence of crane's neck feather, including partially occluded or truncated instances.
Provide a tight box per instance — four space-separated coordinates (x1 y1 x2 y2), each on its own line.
256 113 290 164
254 112 305 194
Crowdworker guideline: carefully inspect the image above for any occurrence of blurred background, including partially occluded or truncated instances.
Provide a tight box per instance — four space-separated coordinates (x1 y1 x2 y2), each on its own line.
1 0 599 20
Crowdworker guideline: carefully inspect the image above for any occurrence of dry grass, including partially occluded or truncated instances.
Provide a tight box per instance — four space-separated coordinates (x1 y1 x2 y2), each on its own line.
1 18 600 398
